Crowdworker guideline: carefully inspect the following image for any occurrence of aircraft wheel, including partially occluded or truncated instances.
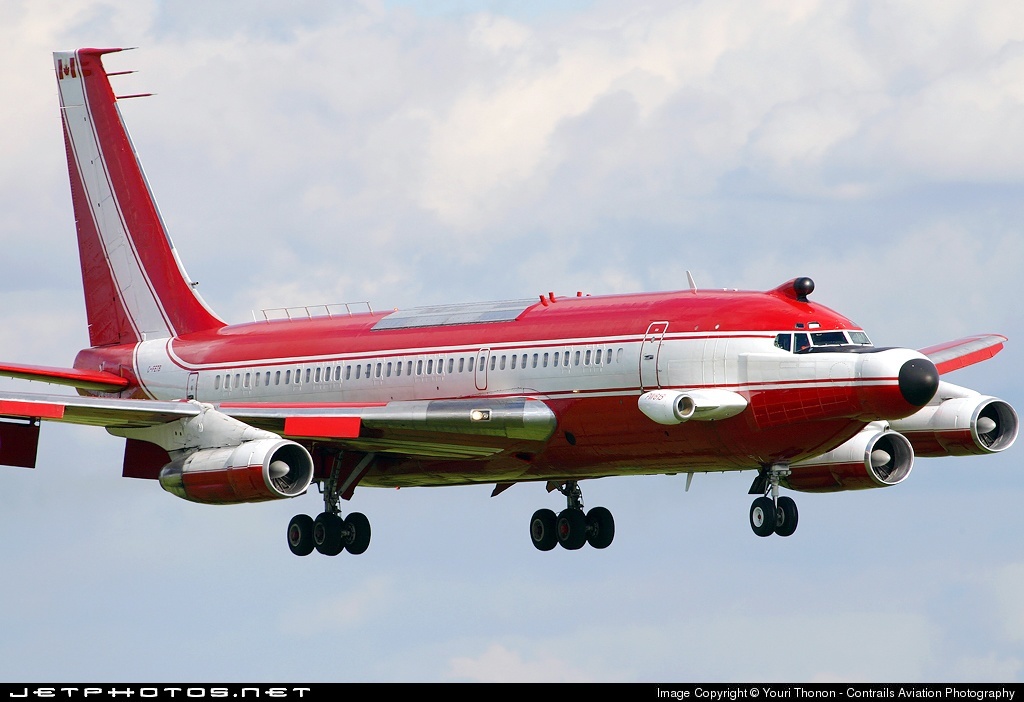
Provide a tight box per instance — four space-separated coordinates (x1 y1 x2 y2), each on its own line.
342 512 372 555
585 506 615 549
774 496 799 537
287 514 315 556
313 512 345 556
749 497 777 537
529 509 558 551
556 508 588 550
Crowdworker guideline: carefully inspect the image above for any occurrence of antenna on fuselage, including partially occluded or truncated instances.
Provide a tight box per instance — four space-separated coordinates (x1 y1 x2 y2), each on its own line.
686 271 698 293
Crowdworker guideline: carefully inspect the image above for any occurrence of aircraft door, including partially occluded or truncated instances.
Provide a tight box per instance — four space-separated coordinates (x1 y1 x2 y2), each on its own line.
639 322 668 391
186 372 199 400
475 348 490 391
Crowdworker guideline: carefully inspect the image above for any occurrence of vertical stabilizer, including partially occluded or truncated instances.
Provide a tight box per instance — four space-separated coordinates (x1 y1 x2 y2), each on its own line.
54 48 224 347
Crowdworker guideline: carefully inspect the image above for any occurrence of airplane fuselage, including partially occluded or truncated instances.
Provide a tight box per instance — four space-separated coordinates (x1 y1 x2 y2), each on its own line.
75 286 929 486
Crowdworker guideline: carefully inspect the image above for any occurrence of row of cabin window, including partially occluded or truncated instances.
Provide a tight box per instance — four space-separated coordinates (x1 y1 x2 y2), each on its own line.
213 347 626 391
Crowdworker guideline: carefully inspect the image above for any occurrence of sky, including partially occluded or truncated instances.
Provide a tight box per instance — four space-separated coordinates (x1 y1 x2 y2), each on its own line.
0 0 1023 683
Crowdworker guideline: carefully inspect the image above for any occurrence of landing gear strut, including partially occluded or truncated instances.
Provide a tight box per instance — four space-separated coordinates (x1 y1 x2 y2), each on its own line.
529 480 614 551
287 452 372 557
747 464 799 538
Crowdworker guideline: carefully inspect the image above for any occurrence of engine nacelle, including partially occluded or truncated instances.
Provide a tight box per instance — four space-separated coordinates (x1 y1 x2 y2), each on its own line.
890 395 1018 457
785 424 915 493
159 439 314 505
638 389 747 425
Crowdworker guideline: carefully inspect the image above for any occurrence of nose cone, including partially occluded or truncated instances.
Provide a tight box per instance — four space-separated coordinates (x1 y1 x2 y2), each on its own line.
899 358 939 407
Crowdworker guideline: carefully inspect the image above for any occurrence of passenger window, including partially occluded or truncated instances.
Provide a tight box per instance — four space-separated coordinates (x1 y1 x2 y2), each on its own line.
468 357 475 372
386 362 392 377
511 355 517 370
500 355 506 370
553 351 560 366
543 353 549 367
356 365 362 379
214 375 221 390
458 358 465 373
375 363 382 378
607 348 613 362
564 352 570 367
315 368 321 383
595 349 602 364
427 359 433 374
305 369 311 384
490 356 496 371
285 370 291 385
344 365 351 380
448 358 454 373
365 363 371 378
616 348 623 363
236 373 241 388
275 371 281 385
532 353 538 368
417 360 423 375
574 351 580 366
585 350 591 365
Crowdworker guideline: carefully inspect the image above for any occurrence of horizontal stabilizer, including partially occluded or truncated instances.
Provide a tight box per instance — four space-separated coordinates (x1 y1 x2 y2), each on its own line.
0 361 129 392
919 334 1007 375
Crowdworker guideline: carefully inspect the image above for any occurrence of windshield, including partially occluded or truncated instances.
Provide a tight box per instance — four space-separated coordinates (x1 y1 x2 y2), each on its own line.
774 330 873 353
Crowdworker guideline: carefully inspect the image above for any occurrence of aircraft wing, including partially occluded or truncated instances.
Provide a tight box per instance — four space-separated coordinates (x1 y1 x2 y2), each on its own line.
0 390 558 469
919 334 1007 375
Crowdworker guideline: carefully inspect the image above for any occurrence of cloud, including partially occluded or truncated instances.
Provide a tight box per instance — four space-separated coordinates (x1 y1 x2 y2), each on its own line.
0 0 1022 684
445 643 592 682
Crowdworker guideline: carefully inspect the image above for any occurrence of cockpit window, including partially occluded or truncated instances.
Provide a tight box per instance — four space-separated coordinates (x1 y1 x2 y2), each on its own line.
810 331 848 346
776 330 873 353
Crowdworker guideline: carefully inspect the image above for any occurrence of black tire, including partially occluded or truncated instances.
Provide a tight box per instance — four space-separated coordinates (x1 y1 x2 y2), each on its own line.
342 512 372 555
774 496 798 537
313 512 345 556
287 514 315 556
556 508 587 550
749 497 776 537
585 506 615 549
530 509 558 551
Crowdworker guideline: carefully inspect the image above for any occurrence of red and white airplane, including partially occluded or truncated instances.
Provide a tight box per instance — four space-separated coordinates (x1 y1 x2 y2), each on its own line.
0 47 1017 557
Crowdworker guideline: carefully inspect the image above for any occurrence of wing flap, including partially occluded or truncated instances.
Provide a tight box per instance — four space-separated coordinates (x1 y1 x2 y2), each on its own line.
919 334 1007 375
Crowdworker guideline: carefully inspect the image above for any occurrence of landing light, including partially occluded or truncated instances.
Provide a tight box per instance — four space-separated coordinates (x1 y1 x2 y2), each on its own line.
470 409 491 422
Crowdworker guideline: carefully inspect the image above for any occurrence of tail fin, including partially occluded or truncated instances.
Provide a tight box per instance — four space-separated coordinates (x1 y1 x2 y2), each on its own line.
54 48 223 347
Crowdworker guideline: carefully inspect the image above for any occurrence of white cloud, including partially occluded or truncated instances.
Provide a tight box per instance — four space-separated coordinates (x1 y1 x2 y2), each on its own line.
445 643 592 682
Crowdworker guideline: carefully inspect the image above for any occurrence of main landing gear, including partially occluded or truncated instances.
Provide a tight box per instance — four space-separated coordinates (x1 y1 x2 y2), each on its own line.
529 480 614 551
287 453 371 557
747 464 799 538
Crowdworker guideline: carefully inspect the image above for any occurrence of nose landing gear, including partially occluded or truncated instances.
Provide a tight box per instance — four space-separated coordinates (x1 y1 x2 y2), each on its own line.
748 464 799 538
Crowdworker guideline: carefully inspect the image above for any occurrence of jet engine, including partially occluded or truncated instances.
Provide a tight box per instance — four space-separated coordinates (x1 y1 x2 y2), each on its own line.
890 394 1018 457
159 438 314 505
784 423 915 492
